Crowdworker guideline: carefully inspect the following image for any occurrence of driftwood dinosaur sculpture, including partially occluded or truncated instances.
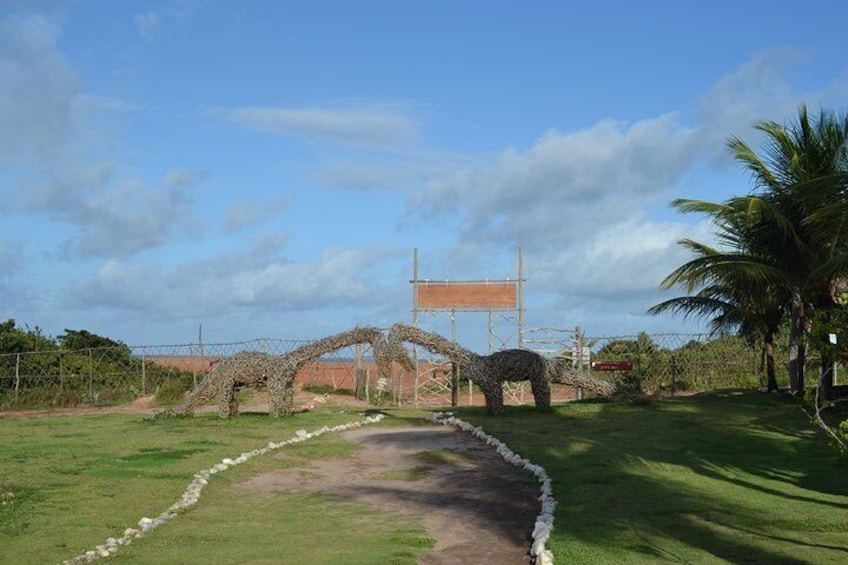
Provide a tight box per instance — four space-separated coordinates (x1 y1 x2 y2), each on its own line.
169 326 412 418
388 323 551 415
167 350 284 418
388 323 616 415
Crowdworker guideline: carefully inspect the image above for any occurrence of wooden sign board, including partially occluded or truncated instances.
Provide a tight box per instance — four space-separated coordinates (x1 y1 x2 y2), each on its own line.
416 282 517 310
592 361 633 371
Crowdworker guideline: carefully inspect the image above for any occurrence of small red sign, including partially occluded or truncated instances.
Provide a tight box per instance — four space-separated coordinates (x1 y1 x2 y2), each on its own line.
592 361 633 371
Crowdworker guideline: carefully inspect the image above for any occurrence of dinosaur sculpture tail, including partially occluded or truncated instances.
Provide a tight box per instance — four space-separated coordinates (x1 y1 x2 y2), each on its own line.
548 359 617 396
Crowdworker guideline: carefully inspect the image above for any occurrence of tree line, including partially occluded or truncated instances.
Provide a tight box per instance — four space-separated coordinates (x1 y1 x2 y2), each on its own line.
0 318 130 355
0 319 192 408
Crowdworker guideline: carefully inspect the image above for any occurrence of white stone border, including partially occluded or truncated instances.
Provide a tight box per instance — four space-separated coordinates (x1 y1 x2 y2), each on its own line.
63 414 386 564
426 412 555 565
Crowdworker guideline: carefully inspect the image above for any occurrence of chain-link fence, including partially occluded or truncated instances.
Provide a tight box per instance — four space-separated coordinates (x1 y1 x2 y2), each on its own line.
0 339 351 409
526 328 793 395
0 330 805 411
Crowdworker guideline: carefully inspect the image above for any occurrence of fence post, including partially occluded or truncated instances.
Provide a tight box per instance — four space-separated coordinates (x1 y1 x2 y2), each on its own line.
451 363 458 407
190 344 198 388
354 344 364 400
14 353 20 403
670 355 677 397
396 356 403 407
468 366 473 406
364 368 370 402
141 348 147 397
88 349 94 403
413 346 419 405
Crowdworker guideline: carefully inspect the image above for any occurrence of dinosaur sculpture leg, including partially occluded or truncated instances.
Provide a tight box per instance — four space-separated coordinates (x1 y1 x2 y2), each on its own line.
217 377 237 418
268 371 295 418
169 373 216 417
231 386 241 416
478 379 505 416
529 373 551 412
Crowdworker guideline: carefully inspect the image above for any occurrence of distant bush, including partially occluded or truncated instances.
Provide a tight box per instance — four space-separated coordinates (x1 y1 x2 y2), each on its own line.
592 332 771 393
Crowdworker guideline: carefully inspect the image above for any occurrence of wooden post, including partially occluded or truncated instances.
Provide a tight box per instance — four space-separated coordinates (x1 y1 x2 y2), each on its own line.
14 353 20 403
141 348 147 397
190 344 198 388
88 349 94 404
197 324 204 388
518 246 524 350
412 247 419 406
354 343 364 400
576 327 584 400
670 355 678 397
451 363 459 407
364 368 371 402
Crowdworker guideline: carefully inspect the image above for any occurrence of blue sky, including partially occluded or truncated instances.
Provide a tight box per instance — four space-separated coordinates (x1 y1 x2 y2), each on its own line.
2 0 847 351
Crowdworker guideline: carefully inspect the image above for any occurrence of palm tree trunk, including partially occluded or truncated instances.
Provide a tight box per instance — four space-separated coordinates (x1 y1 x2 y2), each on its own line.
764 335 778 392
788 293 805 395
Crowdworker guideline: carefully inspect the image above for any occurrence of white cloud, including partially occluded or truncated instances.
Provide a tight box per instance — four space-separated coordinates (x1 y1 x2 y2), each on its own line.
531 219 713 299
20 165 197 258
0 12 184 260
0 14 80 164
70 180 194 257
223 196 289 233
66 246 401 318
403 55 825 337
697 49 804 146
250 232 290 254
162 168 207 189
311 161 418 191
226 104 419 150
412 113 703 249
402 52 843 339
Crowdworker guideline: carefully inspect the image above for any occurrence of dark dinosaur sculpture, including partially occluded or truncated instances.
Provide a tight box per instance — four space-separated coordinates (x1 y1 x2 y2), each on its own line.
388 323 616 415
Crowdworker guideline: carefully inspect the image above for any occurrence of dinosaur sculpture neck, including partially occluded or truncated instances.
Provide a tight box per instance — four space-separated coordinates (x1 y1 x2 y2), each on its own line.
388 323 478 366
287 326 384 367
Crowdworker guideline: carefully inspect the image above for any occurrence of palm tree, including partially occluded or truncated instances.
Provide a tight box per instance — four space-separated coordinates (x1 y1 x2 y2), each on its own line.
648 198 789 391
653 106 848 400
728 106 848 400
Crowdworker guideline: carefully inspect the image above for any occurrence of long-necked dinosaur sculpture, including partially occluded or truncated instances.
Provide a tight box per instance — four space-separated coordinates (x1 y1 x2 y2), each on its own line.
388 323 550 415
168 326 412 418
388 323 616 415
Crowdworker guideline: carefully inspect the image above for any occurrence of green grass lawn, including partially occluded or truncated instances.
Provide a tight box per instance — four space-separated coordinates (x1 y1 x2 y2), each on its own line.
0 409 433 564
1 392 845 564
453 391 848 564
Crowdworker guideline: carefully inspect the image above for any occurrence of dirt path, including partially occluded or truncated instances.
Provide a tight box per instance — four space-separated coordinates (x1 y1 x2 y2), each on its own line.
239 425 539 564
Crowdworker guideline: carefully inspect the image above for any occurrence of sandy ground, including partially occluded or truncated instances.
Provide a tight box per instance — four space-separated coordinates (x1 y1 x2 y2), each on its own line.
2 391 541 564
